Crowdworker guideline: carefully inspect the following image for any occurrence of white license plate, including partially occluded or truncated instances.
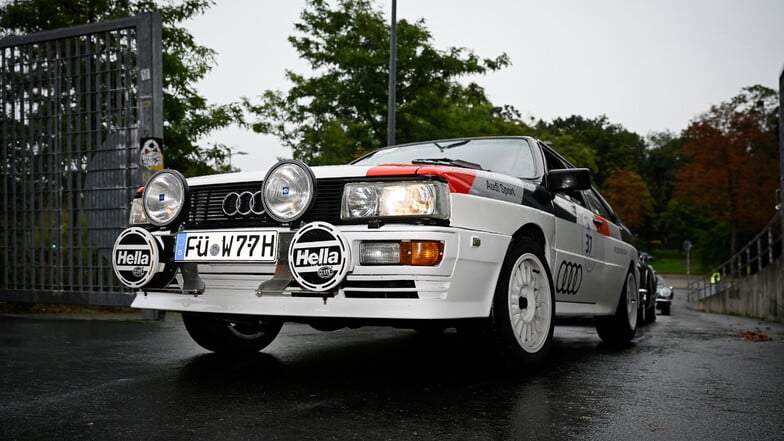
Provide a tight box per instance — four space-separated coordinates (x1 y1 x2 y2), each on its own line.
174 231 277 262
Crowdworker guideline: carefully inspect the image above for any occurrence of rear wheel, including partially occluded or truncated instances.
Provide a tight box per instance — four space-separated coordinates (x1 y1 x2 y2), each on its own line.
645 270 657 323
645 301 657 323
182 313 283 354
596 269 638 346
489 238 555 364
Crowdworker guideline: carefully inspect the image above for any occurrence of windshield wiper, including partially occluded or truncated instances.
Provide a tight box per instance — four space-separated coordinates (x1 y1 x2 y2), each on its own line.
411 157 484 170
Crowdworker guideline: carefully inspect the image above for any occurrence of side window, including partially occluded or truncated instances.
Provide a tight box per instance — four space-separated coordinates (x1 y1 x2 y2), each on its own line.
541 144 565 172
584 189 613 220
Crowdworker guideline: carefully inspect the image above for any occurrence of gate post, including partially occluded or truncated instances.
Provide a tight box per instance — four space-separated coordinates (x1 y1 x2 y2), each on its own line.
136 12 164 184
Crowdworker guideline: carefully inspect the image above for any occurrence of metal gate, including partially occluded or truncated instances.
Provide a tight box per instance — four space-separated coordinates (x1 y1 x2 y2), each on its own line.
0 13 162 306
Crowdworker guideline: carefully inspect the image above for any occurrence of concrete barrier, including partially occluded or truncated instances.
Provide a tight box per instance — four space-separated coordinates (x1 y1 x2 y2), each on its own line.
696 258 784 323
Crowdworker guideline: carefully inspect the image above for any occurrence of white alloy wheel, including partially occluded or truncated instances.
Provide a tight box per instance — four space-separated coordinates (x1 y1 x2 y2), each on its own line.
624 272 638 331
507 252 552 354
490 237 555 364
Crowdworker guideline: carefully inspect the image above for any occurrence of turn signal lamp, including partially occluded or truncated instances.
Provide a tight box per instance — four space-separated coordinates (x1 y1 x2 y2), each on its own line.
401 241 444 266
359 241 444 266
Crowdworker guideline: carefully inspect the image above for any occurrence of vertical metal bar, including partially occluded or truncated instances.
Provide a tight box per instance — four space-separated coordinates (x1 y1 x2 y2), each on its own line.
24 43 33 292
45 40 55 292
11 47 19 290
779 68 783 320
1 47 8 290
779 68 783 277
53 40 63 293
136 11 162 183
35 42 45 291
64 38 76 291
756 237 761 272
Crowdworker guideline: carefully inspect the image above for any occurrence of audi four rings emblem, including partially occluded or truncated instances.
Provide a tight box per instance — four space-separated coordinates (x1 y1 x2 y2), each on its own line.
556 261 583 295
222 191 264 216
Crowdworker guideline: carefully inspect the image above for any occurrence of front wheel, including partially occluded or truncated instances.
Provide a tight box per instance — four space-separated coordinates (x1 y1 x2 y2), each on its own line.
489 238 555 364
182 313 283 354
596 269 638 346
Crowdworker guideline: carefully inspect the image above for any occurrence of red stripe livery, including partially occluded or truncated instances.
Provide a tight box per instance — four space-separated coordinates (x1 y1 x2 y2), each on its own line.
366 165 477 194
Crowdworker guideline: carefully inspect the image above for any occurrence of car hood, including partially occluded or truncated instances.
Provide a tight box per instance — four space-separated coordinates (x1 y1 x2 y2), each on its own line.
186 164 375 186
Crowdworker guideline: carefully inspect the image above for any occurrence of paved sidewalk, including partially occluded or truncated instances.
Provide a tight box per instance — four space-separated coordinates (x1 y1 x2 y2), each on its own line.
659 273 695 289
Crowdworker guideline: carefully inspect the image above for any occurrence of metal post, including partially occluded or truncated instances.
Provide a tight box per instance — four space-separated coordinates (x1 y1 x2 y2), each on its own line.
779 67 783 302
769 230 774 263
136 12 163 183
386 0 397 147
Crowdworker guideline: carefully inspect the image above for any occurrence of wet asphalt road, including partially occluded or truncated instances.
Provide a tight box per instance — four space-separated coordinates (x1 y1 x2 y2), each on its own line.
1 291 783 441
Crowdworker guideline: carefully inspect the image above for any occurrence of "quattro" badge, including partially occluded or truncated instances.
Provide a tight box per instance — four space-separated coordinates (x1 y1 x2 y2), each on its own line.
288 222 350 292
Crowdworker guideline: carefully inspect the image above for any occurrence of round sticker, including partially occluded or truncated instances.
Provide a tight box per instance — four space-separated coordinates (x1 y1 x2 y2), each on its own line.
112 227 161 288
288 222 350 292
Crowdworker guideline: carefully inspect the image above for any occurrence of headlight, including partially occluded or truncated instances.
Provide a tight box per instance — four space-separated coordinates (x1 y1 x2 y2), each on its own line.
129 198 148 225
142 170 188 226
341 181 450 220
262 160 316 223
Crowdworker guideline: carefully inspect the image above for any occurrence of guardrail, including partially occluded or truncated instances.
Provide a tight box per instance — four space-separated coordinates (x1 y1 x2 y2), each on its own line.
687 212 782 302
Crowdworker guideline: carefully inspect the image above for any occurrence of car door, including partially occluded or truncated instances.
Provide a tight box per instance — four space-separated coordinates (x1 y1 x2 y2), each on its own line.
542 146 605 306
582 187 629 308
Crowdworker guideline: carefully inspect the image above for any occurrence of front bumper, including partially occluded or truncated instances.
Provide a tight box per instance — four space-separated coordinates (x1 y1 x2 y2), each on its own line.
129 224 511 320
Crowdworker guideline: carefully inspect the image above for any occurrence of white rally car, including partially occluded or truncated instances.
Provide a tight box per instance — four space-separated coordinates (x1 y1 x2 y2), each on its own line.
112 136 640 363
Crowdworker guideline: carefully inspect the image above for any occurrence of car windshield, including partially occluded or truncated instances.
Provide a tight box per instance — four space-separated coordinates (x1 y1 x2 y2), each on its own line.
352 138 538 178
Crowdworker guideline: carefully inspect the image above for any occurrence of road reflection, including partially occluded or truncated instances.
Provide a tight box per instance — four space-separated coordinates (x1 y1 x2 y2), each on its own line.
169 325 630 440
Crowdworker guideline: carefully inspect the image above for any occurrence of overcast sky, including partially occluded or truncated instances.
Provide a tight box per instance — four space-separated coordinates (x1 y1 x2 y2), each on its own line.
185 0 784 172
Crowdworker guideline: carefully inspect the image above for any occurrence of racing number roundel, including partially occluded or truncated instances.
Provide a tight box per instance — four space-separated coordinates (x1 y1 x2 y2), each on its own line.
112 227 161 288
288 222 350 292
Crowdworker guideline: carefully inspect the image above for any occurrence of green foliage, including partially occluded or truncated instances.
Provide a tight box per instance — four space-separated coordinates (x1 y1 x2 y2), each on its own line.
246 0 527 165
536 115 646 188
649 249 706 275
642 131 686 213
0 0 243 177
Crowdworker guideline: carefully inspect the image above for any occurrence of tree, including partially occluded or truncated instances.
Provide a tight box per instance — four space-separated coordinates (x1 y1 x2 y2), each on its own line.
674 85 779 257
0 0 242 176
537 133 598 175
602 167 654 232
536 115 646 188
642 131 686 214
246 0 526 165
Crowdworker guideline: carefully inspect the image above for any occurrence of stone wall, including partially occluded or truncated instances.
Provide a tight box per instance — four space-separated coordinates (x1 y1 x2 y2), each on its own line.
697 259 784 322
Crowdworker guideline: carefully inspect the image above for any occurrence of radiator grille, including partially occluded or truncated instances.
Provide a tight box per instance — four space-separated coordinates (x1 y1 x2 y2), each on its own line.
183 179 346 229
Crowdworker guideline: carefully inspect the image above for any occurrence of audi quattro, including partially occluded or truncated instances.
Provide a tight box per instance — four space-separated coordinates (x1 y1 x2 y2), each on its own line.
112 136 640 363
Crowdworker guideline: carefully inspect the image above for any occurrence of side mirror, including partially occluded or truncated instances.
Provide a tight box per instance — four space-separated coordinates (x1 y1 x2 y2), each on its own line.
547 168 591 193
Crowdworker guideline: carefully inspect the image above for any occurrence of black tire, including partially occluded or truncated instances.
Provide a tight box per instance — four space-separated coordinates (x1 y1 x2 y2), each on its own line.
644 271 657 324
661 303 671 316
489 237 555 364
182 313 283 354
596 268 638 346
645 302 657 323
637 289 648 324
